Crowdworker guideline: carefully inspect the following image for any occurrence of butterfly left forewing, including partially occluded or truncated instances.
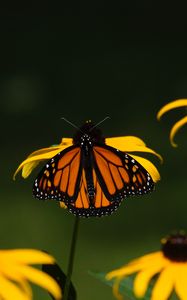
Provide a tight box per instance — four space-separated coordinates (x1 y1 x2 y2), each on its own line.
93 145 154 201
33 146 82 202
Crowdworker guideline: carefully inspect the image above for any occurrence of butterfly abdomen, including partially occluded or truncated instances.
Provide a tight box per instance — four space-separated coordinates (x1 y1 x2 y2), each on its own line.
83 149 95 201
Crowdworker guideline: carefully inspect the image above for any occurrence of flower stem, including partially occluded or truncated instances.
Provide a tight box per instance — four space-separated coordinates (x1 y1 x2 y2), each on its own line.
63 216 80 300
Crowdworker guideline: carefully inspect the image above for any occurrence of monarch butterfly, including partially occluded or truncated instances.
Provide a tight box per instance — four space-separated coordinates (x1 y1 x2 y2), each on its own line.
33 121 154 217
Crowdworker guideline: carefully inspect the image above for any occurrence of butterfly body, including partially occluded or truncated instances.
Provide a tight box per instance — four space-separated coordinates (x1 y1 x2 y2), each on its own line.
73 122 105 146
33 121 154 217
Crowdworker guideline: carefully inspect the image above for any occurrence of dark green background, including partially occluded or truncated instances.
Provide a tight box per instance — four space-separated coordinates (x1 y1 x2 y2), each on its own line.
0 2 187 299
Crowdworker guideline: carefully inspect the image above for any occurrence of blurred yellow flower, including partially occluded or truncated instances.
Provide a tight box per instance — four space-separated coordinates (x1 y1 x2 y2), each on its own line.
14 136 161 183
106 232 187 300
157 99 187 147
0 248 62 300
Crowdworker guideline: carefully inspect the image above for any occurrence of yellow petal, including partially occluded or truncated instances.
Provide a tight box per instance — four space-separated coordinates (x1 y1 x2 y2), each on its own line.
1 249 55 264
105 136 163 162
134 264 163 298
0 259 60 299
175 265 187 300
16 280 32 300
14 148 62 179
26 146 63 158
129 146 162 162
130 154 160 182
14 137 73 179
106 137 162 162
151 266 174 300
0 262 32 299
18 265 62 300
129 252 164 266
126 253 163 271
59 138 73 146
169 116 187 147
59 202 67 209
21 161 40 179
14 148 59 179
27 139 73 157
0 275 30 300
17 147 62 179
106 252 167 300
106 136 147 148
157 99 187 120
112 277 124 300
106 262 145 280
108 253 166 281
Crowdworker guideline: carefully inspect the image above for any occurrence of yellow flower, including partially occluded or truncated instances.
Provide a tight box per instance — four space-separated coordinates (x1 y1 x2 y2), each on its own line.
0 248 62 300
106 232 187 300
157 99 187 147
14 136 161 183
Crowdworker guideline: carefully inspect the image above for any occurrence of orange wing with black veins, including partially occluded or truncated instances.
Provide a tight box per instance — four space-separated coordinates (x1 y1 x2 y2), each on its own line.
33 146 82 202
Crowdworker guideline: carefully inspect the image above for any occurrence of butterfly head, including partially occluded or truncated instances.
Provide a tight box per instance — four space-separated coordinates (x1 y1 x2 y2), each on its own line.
73 120 105 146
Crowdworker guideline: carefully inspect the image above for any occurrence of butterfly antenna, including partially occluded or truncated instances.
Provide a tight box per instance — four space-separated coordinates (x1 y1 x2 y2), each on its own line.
90 116 110 131
61 117 83 132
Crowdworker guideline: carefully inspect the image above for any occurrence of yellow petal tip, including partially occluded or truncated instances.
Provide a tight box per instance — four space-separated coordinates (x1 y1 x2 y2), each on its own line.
157 99 187 120
105 271 115 281
60 202 67 209
105 274 111 281
156 111 162 121
171 141 178 148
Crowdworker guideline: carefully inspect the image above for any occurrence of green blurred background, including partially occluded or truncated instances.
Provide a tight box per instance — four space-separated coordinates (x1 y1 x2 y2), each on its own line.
1 2 187 299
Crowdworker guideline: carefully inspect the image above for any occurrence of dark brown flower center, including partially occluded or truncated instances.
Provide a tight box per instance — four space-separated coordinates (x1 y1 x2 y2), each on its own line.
162 233 187 262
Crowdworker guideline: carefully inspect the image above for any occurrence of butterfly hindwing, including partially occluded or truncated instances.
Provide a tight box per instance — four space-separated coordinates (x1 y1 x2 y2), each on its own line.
33 145 82 202
67 168 121 217
92 144 154 202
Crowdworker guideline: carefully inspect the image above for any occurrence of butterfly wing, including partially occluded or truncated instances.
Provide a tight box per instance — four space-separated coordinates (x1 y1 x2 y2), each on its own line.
33 145 82 202
67 168 121 217
65 143 154 218
33 143 154 218
92 144 154 201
